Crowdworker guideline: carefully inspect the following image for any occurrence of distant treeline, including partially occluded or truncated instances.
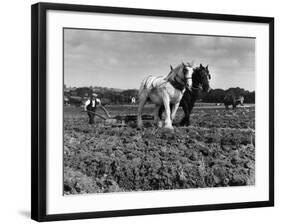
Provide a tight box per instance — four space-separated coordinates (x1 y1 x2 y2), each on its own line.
200 87 255 103
64 86 255 105
64 86 138 105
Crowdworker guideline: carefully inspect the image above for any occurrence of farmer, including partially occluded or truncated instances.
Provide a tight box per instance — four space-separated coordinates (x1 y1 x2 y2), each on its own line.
84 93 101 124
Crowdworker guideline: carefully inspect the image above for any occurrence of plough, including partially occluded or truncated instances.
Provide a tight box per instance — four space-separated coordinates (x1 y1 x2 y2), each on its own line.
83 109 154 126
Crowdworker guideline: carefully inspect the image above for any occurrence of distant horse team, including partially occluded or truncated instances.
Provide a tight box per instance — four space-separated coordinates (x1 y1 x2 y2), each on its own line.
223 95 244 109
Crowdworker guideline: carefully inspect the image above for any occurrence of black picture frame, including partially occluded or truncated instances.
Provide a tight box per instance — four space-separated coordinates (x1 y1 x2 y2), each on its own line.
31 2 274 222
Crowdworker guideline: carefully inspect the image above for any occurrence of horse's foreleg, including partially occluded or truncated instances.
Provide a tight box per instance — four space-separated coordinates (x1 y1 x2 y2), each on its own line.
180 101 190 126
162 94 173 129
154 105 164 128
170 102 180 122
137 95 147 128
158 105 164 120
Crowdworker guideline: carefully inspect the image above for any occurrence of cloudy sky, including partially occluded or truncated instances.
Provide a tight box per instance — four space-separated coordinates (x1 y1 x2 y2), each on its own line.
64 28 255 91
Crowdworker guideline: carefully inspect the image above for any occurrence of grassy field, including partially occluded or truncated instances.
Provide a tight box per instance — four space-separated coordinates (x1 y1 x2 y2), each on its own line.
63 104 255 194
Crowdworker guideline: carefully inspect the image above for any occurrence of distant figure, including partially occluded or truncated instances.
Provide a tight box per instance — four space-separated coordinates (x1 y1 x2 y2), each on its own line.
223 95 244 109
131 97 136 104
84 93 101 124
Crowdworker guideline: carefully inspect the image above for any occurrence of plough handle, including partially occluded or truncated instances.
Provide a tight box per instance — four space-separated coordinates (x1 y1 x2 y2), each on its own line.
82 110 107 120
99 105 111 118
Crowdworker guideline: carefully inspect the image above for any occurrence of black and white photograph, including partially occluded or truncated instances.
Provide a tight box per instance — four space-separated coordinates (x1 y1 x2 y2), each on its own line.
0 0 278 222
63 28 256 195
29 2 274 222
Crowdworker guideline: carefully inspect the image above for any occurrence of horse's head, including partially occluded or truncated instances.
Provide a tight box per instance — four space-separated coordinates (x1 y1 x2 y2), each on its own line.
192 64 211 92
169 62 194 88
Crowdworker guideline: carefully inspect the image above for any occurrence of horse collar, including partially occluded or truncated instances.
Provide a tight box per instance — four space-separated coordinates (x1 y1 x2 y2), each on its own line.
169 78 185 91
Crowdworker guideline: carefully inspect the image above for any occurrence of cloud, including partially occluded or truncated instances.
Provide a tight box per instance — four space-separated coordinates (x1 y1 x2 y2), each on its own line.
64 29 255 90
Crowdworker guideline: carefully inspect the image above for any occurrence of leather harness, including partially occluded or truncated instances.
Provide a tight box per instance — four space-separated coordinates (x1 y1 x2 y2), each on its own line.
169 78 186 91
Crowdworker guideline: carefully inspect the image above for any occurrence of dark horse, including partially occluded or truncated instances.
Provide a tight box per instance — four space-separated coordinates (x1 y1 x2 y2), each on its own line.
158 64 211 126
223 95 244 109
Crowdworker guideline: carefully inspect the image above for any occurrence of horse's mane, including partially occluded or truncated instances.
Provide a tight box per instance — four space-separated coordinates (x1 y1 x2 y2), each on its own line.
192 66 201 74
164 64 182 82
191 66 205 80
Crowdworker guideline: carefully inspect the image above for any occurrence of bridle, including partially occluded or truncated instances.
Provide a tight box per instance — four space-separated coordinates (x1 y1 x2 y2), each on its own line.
191 68 210 91
174 65 192 86
164 64 196 91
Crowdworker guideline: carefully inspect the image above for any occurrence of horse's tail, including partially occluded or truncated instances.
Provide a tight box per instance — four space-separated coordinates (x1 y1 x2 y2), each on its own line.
138 75 152 98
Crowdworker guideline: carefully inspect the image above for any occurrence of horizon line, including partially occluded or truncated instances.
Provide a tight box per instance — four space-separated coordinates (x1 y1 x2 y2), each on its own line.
64 85 255 92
